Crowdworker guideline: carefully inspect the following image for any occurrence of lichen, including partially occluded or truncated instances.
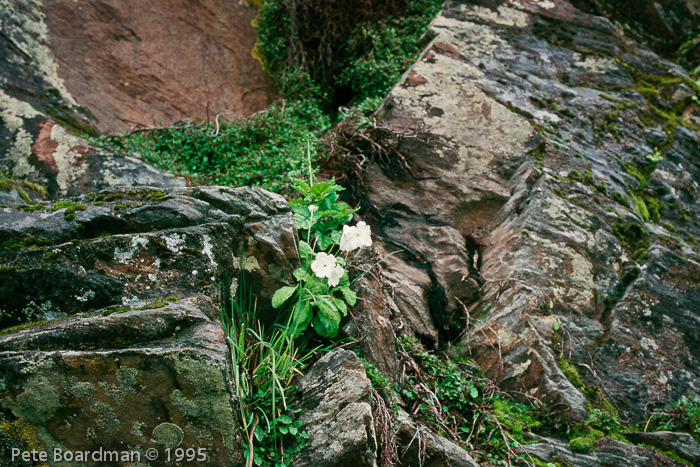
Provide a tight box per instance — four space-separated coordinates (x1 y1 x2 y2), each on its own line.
1 375 64 424
152 422 184 448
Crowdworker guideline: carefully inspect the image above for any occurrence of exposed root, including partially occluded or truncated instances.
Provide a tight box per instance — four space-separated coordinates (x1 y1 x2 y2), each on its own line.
372 386 399 467
319 114 436 203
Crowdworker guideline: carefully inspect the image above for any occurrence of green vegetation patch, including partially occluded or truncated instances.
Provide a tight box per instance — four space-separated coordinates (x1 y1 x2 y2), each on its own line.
93 0 443 193
612 219 650 262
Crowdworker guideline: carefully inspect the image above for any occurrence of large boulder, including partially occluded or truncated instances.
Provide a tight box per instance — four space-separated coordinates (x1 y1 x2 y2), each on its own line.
358 0 700 426
0 0 273 134
0 186 298 465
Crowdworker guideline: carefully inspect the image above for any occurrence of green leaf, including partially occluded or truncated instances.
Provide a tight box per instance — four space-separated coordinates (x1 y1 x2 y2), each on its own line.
330 229 342 244
290 301 313 338
292 180 311 196
292 205 315 229
338 286 357 306
254 426 265 442
313 303 341 338
272 286 297 308
279 426 289 434
289 425 298 435
333 298 348 316
299 240 313 257
317 234 334 251
553 318 560 332
278 415 293 425
469 385 478 399
293 268 309 281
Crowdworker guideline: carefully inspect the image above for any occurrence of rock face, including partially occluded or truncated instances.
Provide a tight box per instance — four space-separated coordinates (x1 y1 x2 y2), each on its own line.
623 430 700 465
1 91 186 200
360 0 700 426
1 0 273 134
519 434 686 466
570 0 700 61
295 349 378 467
0 186 298 465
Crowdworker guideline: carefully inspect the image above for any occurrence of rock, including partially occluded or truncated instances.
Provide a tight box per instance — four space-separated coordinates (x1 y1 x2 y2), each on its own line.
356 0 700 423
0 186 297 329
343 248 401 383
623 431 700 464
0 91 186 201
396 408 480 467
0 186 299 464
294 349 378 467
0 297 243 466
0 0 273 134
518 434 686 466
569 0 700 60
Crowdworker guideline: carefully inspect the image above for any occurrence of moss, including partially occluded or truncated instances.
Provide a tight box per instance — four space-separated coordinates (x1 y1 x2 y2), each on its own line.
492 399 542 444
630 192 650 220
182 247 202 256
94 192 123 202
567 170 582 182
16 204 45 212
51 200 87 220
595 183 608 194
1 236 50 251
612 219 649 262
146 191 171 202
558 357 584 388
114 204 134 210
623 162 652 188
101 306 133 316
0 266 21 273
569 435 595 453
611 192 630 208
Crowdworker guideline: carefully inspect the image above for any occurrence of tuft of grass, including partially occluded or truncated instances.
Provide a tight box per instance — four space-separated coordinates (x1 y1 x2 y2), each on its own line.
222 256 315 466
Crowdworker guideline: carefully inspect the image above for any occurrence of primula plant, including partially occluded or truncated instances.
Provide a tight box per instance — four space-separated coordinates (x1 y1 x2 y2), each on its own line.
272 179 373 338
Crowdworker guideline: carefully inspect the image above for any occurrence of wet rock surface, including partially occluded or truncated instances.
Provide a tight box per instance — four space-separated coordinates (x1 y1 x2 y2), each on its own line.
360 0 700 430
0 186 298 465
569 0 700 65
295 349 378 467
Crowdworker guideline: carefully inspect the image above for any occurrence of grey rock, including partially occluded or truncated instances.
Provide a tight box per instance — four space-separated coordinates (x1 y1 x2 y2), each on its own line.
396 408 480 467
518 434 685 467
624 431 700 464
295 349 378 467
356 0 700 423
0 186 299 465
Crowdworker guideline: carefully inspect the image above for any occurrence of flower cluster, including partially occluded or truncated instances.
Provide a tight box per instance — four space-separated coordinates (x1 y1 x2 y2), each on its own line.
310 221 372 287
310 252 345 287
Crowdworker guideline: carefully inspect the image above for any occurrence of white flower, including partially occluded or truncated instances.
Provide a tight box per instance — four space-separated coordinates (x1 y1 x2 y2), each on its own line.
354 221 372 248
311 252 337 278
339 224 359 252
308 205 318 216
327 264 345 287
340 221 372 252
